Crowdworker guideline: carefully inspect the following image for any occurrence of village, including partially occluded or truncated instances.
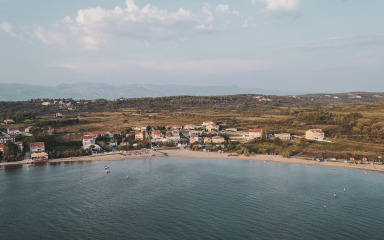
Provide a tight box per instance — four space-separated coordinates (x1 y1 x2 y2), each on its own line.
0 116 328 164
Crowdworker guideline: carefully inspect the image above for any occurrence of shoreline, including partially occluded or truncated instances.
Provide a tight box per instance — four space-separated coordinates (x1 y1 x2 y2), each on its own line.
1 149 383 174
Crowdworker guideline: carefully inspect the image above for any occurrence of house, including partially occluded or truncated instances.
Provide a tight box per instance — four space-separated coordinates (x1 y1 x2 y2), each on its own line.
83 135 96 146
205 124 219 132
120 142 129 147
25 126 34 133
274 133 292 141
7 127 19 135
212 136 225 143
203 137 212 144
190 136 200 143
30 142 45 153
41 102 51 106
0 136 15 144
55 113 63 118
189 130 203 136
249 129 263 139
3 119 15 124
166 130 180 139
31 152 49 161
135 131 148 140
202 121 215 126
152 130 163 139
305 129 325 140
184 125 199 130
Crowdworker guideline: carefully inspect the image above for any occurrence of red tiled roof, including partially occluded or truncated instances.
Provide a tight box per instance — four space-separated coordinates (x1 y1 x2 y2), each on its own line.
212 136 224 139
83 135 95 140
135 132 143 135
152 130 161 134
8 127 19 131
94 131 104 135
30 142 45 147
309 129 324 134
249 129 262 133
0 144 4 148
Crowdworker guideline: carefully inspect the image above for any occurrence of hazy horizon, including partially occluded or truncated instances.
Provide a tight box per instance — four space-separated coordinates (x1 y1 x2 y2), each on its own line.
1 0 384 92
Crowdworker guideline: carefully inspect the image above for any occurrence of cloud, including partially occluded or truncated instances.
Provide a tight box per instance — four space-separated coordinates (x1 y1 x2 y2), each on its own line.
253 0 300 11
0 21 18 38
215 4 230 13
31 0 243 51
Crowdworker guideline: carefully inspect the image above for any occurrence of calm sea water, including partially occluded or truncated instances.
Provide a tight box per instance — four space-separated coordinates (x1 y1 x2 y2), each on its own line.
1 157 384 240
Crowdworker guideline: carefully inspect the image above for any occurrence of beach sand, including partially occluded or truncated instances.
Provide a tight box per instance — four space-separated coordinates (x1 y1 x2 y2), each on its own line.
1 149 383 174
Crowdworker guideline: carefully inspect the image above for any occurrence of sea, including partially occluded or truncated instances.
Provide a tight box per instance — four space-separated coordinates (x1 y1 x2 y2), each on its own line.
1 157 384 240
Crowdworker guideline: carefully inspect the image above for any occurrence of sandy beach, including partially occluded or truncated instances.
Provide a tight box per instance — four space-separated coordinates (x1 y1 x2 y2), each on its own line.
161 149 384 173
1 149 384 173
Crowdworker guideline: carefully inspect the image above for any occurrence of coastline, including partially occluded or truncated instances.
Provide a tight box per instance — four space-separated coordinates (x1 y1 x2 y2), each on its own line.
1 149 383 174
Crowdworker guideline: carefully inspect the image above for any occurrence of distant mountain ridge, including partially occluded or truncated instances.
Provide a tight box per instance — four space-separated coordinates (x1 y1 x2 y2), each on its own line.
0 83 298 101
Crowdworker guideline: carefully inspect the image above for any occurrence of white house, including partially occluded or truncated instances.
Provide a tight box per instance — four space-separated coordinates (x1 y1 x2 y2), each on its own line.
135 131 148 140
190 136 200 143
184 125 199 130
305 129 325 140
274 133 292 141
30 142 45 153
202 121 215 126
205 124 219 132
3 119 15 124
83 135 96 146
249 129 263 139
152 130 163 139
7 127 19 135
203 137 212 144
212 136 225 143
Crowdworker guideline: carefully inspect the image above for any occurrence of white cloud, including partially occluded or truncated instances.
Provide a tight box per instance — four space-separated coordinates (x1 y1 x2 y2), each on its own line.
0 21 18 38
202 4 215 23
33 0 244 51
215 4 230 13
253 0 300 11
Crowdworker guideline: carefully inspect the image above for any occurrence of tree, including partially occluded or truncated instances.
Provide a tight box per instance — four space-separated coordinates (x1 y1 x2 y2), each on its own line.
3 142 22 162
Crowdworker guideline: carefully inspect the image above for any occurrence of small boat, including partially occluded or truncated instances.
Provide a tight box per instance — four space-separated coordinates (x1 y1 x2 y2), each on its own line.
124 175 129 179
333 193 337 198
105 169 110 174
364 171 367 175
344 187 346 193
104 166 109 169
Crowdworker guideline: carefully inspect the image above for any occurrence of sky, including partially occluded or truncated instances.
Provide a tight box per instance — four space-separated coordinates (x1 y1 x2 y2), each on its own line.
1 0 384 93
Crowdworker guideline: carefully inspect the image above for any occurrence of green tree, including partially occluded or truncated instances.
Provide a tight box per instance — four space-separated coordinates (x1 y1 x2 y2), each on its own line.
3 142 22 162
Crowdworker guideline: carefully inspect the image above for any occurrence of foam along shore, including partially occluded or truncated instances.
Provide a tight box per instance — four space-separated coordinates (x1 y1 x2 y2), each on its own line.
1 149 384 174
